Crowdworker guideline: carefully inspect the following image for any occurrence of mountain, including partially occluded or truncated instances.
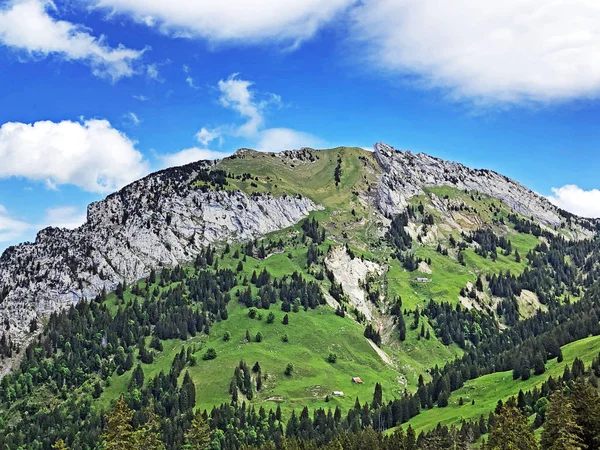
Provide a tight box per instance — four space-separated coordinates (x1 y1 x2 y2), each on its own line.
0 144 595 371
1 143 600 450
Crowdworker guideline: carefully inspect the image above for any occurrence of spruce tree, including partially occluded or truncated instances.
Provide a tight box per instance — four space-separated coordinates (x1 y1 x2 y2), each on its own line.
52 439 69 450
103 396 135 450
571 380 600 449
372 382 383 409
540 391 583 450
134 404 165 450
487 400 538 450
184 410 212 450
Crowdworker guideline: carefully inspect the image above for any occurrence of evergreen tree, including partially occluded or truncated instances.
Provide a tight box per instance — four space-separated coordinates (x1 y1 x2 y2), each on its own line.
405 425 417 450
103 396 135 450
487 401 538 450
372 382 383 409
52 439 69 450
184 411 212 450
571 380 600 449
397 313 406 341
134 404 166 450
180 371 196 412
129 364 144 390
540 391 584 450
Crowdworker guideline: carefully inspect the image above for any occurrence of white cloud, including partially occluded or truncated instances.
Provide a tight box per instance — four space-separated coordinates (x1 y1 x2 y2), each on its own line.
351 0 600 104
127 111 141 125
217 74 265 136
0 0 144 81
133 94 148 101
196 74 323 152
0 119 150 193
256 128 324 152
94 0 354 46
146 63 159 80
547 185 600 218
186 76 198 89
158 147 230 167
0 205 30 242
41 206 86 229
195 127 222 146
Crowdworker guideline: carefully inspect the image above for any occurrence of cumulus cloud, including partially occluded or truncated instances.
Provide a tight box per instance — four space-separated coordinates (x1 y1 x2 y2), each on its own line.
0 119 150 193
217 74 266 136
94 0 354 46
186 76 198 89
158 147 231 167
146 64 160 81
200 74 322 152
351 0 600 104
547 185 600 218
0 0 144 80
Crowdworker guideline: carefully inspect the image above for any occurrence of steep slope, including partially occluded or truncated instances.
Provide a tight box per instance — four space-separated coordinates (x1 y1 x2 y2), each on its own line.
374 142 595 239
0 160 318 359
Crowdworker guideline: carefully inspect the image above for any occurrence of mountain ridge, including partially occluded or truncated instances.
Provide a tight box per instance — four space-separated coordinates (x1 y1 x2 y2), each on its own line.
0 143 595 373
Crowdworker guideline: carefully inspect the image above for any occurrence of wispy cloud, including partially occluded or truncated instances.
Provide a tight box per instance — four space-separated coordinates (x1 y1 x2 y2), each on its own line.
126 111 141 125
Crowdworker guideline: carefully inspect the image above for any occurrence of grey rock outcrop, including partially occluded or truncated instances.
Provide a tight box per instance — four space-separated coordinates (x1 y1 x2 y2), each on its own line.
0 160 319 365
374 142 594 239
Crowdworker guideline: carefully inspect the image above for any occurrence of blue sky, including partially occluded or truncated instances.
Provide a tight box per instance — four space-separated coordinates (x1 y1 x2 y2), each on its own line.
1 0 600 251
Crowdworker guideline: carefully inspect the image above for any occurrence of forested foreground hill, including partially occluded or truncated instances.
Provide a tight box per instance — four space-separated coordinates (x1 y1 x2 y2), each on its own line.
2 144 600 450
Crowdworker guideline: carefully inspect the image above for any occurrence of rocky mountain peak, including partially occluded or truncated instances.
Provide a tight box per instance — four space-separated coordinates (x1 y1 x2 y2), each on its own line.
373 142 595 238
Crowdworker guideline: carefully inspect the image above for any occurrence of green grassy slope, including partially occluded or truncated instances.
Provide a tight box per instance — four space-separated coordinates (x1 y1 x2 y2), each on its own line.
405 334 600 434
94 148 571 431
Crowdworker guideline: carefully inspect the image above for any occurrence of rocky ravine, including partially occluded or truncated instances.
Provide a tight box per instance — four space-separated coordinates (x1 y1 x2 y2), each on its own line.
374 142 595 239
0 160 319 370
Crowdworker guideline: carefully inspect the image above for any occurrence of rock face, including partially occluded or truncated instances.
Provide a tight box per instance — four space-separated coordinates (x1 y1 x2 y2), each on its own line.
0 160 319 362
325 246 382 322
374 142 595 239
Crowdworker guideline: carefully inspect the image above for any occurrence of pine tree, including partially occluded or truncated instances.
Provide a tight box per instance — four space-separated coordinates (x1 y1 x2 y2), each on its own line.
405 425 417 450
134 404 166 450
372 382 383 409
103 396 135 450
52 439 69 450
180 371 196 412
487 401 538 450
129 364 144 390
184 410 212 450
540 391 584 450
397 313 406 341
571 380 600 449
